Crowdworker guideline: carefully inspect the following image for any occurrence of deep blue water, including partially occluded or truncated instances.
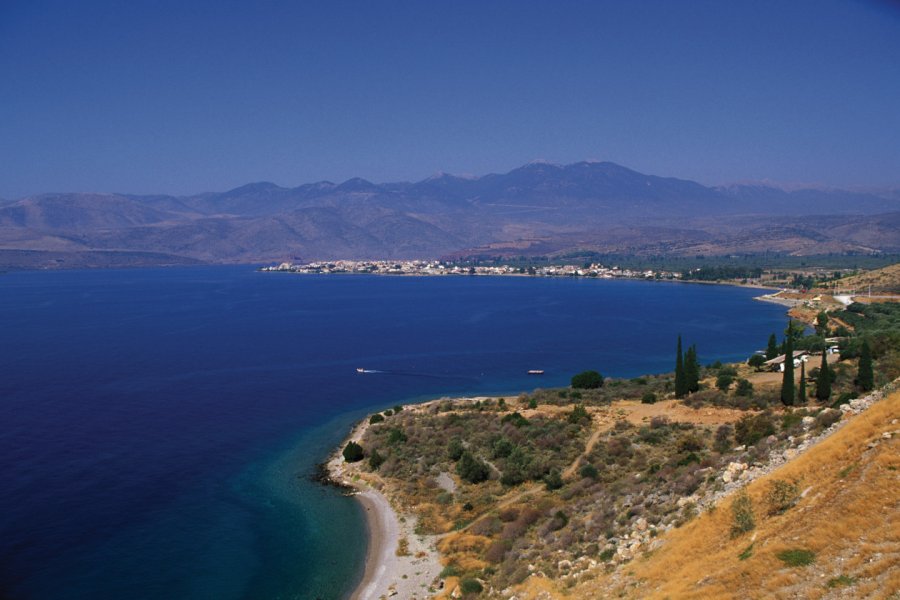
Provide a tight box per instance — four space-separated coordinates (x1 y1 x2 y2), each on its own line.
0 267 789 599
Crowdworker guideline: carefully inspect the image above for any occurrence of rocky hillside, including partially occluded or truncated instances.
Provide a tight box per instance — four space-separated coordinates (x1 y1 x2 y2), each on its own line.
2 162 899 268
836 263 900 294
329 299 899 599
571 387 899 600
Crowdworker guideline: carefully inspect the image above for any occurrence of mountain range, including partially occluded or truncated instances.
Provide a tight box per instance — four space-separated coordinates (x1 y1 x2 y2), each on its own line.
1 161 898 269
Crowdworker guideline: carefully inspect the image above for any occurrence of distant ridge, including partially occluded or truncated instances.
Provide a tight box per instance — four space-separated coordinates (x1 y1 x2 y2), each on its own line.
1 162 898 268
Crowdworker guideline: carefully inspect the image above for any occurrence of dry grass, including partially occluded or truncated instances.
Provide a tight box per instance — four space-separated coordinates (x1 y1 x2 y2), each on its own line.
573 389 900 599
437 532 491 572
617 398 758 426
836 263 900 295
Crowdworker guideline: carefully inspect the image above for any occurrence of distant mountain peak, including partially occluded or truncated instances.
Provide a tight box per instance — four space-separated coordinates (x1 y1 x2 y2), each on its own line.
222 182 283 196
517 159 563 170
336 177 379 193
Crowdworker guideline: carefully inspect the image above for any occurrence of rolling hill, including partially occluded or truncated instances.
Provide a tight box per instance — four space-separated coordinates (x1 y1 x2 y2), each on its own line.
2 161 898 269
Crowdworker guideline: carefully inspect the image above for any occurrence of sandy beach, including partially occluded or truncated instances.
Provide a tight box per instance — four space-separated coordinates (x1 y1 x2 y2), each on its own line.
326 413 444 600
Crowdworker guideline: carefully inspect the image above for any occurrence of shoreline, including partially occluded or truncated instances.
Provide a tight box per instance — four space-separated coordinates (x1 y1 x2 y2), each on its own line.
325 402 455 600
351 490 396 600
320 284 795 599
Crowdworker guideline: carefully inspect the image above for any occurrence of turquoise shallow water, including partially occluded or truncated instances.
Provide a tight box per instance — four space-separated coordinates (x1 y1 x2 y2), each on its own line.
0 267 789 599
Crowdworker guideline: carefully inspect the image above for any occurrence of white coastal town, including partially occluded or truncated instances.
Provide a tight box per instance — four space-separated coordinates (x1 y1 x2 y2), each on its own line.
260 260 682 280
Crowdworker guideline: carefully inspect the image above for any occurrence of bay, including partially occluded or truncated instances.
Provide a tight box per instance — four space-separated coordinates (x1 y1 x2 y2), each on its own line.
0 266 788 599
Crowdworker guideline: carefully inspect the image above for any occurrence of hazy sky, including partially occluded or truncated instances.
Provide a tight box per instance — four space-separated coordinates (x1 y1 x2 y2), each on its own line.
1 0 899 198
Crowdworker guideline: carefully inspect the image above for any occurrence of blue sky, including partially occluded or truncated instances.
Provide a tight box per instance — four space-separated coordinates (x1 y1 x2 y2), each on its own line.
1 0 899 198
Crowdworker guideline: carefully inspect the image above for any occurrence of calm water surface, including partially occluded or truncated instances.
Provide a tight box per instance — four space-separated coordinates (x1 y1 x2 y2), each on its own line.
0 267 788 599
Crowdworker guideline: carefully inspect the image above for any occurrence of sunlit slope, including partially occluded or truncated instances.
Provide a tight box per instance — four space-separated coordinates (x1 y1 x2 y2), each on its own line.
575 390 899 599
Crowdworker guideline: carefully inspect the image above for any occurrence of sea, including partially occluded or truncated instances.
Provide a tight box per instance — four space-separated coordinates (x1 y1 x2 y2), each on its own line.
0 266 789 599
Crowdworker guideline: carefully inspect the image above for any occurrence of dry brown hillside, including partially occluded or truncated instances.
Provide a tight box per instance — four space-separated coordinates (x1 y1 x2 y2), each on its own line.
836 263 900 295
571 389 900 599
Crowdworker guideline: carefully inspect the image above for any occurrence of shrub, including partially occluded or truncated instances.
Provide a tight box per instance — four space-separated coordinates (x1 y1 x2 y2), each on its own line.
528 397 538 409
735 378 754 397
781 411 804 431
499 446 531 486
447 438 465 461
440 564 461 578
738 543 754 561
501 412 529 428
383 409 393 416
765 479 799 515
714 424 733 453
549 510 569 531
456 451 490 484
459 578 483 594
393 404 403 412
599 548 615 561
748 354 766 370
579 463 599 479
735 412 775 446
498 507 519 522
369 413 385 424
730 490 755 537
571 370 604 389
387 428 407 444
343 441 364 462
544 469 563 490
676 452 700 467
368 448 385 470
650 416 669 429
641 392 657 404
491 437 514 458
678 433 705 452
567 404 590 425
776 548 815 567
716 374 734 392
637 426 664 445
484 540 507 564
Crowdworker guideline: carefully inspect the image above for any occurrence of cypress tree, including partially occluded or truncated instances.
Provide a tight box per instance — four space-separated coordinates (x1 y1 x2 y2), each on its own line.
781 327 795 406
685 345 700 393
815 350 831 402
675 335 686 398
797 360 807 403
766 333 779 360
815 311 829 336
857 340 874 392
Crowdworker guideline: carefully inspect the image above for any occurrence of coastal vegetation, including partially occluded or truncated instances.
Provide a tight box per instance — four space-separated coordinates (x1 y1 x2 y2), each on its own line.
570 370 603 389
342 441 364 462
332 296 899 598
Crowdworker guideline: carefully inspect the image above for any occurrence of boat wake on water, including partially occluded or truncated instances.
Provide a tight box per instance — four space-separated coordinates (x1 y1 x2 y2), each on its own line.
355 368 478 382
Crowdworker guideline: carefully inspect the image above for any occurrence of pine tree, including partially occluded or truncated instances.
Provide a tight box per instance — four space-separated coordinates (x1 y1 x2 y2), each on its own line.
685 345 700 393
857 339 874 392
675 335 686 399
781 326 795 406
815 350 831 402
797 360 806 403
766 333 779 360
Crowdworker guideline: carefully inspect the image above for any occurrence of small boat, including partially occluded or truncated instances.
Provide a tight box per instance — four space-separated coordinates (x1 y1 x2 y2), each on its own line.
356 368 365 373
527 369 544 375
